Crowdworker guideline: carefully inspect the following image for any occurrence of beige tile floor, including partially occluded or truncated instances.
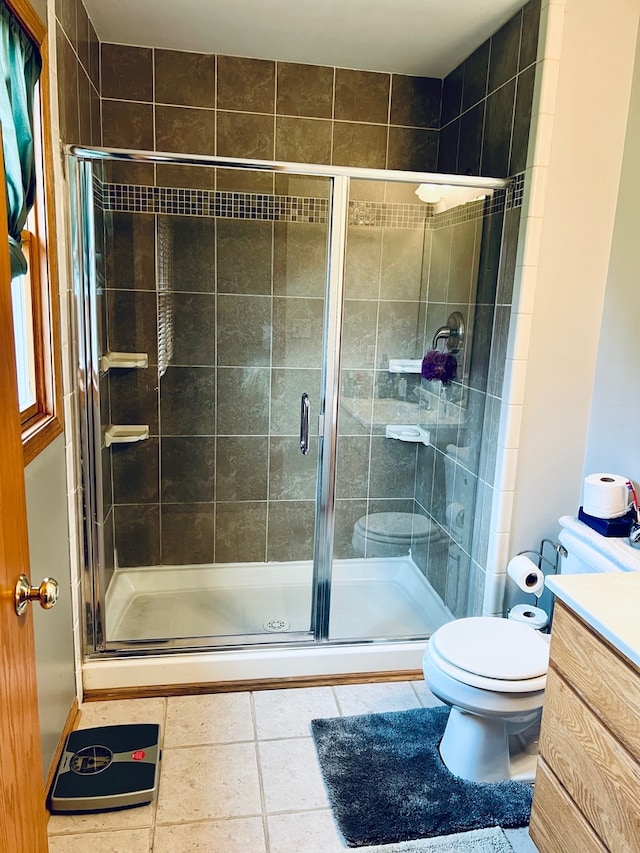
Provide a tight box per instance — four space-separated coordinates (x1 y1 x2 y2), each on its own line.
47 680 540 852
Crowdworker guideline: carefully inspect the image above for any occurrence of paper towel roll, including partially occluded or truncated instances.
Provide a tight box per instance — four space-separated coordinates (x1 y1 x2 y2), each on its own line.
583 473 630 519
507 554 544 596
508 604 548 630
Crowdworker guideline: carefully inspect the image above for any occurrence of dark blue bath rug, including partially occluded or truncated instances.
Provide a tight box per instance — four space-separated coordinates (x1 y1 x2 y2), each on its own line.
311 705 532 848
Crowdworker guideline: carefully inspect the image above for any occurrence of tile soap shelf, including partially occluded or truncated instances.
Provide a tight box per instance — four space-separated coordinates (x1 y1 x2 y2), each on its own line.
104 425 150 448
388 359 422 374
385 424 431 445
100 351 149 372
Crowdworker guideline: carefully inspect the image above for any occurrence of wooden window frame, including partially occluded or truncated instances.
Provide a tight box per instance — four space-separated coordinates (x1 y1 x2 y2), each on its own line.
6 0 63 464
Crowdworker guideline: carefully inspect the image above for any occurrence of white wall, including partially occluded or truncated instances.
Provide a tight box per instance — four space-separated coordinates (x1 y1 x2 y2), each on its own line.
508 0 640 556
47 0 86 705
25 436 76 780
582 26 640 491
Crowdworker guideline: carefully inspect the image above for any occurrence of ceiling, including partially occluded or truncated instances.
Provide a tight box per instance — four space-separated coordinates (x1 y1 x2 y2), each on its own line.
82 0 529 78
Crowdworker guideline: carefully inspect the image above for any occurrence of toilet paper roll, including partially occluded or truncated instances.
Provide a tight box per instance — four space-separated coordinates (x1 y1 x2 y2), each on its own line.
583 473 631 519
508 604 548 630
506 554 544 596
446 501 465 530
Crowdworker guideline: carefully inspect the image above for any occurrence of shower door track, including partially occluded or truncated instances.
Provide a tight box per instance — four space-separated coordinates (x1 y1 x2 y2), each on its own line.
85 632 430 660
68 145 509 190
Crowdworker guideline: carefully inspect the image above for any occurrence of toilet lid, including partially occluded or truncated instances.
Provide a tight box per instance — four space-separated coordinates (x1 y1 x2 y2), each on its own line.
431 617 549 681
426 642 547 693
355 512 436 542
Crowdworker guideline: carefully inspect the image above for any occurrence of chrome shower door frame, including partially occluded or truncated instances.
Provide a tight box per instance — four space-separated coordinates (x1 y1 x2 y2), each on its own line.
312 174 349 642
68 146 510 657
69 155 108 651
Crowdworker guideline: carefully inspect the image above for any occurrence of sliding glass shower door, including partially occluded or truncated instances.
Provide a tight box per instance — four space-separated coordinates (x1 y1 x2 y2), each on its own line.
74 158 335 648
329 176 501 641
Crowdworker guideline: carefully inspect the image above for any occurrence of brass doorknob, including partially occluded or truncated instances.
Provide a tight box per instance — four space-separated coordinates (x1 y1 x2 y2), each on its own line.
15 574 59 616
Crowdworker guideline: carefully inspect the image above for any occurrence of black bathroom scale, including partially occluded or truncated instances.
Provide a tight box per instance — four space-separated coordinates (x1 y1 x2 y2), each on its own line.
49 724 161 813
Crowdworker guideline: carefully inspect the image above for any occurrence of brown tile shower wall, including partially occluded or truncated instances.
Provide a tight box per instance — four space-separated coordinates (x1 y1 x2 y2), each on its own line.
438 0 540 178
100 178 454 569
94 45 445 568
431 0 540 615
337 188 430 561
97 177 506 574
411 200 497 613
100 46 441 170
55 0 100 146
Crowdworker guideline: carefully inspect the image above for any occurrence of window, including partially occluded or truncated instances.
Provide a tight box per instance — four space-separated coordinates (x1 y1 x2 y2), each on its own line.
4 0 62 463
10 229 37 413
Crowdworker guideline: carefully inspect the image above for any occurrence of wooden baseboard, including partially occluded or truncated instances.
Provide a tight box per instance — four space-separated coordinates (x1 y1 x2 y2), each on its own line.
44 698 80 806
82 669 424 702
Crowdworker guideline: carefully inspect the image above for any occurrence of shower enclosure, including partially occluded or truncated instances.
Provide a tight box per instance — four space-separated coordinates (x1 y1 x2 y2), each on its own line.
69 146 509 681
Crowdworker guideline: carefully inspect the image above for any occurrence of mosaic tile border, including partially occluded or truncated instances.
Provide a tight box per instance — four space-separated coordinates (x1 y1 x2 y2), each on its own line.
348 200 428 228
431 190 506 229
509 172 525 208
100 182 330 223
95 177 520 228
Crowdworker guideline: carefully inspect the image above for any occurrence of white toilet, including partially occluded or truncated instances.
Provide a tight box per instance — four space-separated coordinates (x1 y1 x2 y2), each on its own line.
351 511 442 558
423 616 549 783
423 515 635 784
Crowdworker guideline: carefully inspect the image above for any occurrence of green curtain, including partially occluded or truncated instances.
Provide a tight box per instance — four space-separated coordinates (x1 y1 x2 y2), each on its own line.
0 3 41 279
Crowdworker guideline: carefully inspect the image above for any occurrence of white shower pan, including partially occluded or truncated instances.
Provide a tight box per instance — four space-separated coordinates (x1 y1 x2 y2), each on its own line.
83 557 451 692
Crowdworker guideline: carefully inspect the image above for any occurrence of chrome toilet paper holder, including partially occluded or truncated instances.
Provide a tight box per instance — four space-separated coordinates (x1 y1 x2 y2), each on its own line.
516 538 567 586
508 539 567 631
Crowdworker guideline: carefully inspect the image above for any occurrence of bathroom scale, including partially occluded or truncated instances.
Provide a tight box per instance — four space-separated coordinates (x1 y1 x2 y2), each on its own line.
49 723 161 813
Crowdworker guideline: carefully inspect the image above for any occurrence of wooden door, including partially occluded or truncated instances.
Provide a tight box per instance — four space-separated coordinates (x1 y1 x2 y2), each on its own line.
0 143 48 848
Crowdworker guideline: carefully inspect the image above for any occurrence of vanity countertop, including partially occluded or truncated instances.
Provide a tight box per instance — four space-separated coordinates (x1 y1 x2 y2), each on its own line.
546 572 640 670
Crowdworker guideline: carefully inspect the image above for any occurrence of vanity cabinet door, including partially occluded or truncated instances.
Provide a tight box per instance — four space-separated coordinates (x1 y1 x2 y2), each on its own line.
540 665 640 852
531 759 607 853
550 602 640 761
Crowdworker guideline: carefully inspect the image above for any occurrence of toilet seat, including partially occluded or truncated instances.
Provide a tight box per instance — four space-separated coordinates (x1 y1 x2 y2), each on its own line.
427 642 547 693
429 617 549 693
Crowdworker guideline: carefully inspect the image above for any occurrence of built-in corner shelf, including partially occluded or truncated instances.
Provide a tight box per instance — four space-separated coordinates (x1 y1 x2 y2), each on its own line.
385 424 430 445
100 351 149 372
104 425 150 448
388 358 422 374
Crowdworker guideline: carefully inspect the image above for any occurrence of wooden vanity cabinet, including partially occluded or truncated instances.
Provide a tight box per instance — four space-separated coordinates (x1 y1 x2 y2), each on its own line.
530 600 640 853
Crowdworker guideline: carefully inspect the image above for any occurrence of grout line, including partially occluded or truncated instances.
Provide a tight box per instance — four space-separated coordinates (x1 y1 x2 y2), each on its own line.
330 66 336 165
331 684 345 716
152 813 266 827
212 145 218 562
214 52 219 155
385 74 393 170
250 691 272 852
409 680 425 706
150 47 156 152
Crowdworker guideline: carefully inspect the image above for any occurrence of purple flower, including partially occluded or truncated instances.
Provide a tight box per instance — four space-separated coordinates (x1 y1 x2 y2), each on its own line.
421 350 457 386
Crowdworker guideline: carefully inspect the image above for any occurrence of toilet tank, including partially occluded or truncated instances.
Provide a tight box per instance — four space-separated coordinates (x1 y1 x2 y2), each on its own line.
558 515 640 574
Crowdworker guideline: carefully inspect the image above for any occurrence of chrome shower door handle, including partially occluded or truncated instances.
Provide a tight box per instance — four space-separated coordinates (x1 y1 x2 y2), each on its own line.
300 393 310 455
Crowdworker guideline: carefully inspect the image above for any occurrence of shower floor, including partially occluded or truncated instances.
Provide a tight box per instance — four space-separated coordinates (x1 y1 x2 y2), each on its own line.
105 556 451 644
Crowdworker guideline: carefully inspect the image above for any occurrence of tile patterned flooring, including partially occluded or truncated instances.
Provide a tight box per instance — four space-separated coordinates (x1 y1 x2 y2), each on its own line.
47 680 540 852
